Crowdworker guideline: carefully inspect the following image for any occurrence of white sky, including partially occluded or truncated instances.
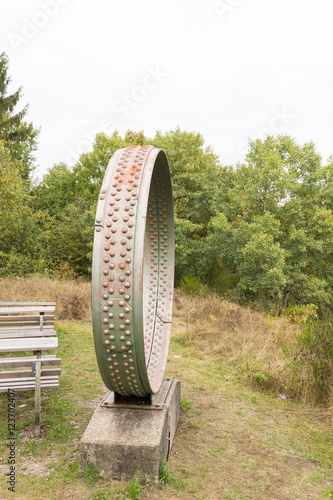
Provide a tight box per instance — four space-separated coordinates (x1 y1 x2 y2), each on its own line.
1 0 333 179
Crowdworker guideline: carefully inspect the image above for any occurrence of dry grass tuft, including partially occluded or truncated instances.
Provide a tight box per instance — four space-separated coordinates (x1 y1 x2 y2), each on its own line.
173 289 302 397
0 276 91 320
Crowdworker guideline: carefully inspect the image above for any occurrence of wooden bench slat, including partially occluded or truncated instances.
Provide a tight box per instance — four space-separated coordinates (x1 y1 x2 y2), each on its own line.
0 337 58 352
0 377 59 392
0 322 54 328
0 356 61 368
0 330 56 339
0 302 55 306
0 375 59 384
0 385 59 392
0 368 61 379
0 315 54 322
0 355 60 367
0 325 54 332
0 306 55 314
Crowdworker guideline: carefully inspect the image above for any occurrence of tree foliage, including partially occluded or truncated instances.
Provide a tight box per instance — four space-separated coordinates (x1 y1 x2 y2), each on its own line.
0 52 39 180
2 119 333 315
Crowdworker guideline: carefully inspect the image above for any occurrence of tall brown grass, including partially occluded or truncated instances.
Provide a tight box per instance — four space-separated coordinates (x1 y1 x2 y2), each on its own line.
0 276 91 320
173 289 333 412
1 277 331 412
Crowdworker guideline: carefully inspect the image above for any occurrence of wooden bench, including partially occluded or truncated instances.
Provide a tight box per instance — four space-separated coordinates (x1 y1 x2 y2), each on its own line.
0 302 61 437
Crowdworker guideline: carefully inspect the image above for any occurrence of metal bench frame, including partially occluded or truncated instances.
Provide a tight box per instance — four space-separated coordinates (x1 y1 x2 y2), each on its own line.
0 302 61 437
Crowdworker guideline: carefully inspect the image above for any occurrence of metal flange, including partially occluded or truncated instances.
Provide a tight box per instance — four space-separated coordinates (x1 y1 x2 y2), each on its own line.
92 145 174 396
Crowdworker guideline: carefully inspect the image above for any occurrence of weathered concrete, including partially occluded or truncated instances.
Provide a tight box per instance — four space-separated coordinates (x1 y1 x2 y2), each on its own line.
79 379 180 481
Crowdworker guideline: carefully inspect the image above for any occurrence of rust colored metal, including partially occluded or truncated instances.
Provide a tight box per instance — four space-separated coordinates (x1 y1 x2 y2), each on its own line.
92 145 174 397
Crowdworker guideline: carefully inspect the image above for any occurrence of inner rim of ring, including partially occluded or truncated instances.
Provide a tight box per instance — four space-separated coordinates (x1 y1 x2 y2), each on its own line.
143 173 159 370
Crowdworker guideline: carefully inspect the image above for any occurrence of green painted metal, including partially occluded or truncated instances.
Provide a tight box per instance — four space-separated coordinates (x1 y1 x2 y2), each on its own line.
92 145 174 396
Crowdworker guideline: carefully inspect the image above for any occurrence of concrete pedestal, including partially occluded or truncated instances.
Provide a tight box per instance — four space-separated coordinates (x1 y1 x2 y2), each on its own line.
79 379 180 481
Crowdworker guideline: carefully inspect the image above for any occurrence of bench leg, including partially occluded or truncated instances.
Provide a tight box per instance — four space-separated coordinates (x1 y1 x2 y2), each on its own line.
34 351 41 437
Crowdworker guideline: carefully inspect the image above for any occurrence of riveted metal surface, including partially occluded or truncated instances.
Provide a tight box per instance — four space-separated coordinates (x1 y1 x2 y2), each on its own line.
92 145 174 396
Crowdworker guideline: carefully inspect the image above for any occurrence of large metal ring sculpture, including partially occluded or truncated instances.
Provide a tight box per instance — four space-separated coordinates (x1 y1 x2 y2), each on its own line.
92 145 174 397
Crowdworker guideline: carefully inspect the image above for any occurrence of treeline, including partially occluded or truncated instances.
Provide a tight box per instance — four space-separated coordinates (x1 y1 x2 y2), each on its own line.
2 52 333 315
2 127 333 315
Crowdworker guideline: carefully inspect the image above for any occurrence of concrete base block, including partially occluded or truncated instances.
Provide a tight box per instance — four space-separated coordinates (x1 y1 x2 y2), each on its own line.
79 379 180 481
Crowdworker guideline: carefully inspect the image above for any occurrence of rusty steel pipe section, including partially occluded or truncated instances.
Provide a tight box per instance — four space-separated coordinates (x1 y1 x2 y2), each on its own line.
92 145 174 397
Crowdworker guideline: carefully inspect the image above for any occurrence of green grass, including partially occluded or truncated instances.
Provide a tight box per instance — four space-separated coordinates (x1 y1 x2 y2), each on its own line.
0 314 332 499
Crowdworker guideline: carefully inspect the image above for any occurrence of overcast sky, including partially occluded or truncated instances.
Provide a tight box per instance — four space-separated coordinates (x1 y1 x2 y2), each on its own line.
1 0 332 178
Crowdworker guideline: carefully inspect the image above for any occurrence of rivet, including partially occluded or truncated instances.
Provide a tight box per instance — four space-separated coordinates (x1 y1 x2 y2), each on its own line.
102 282 108 288
104 340 110 345
108 288 114 294
108 300 113 306
96 227 101 232
103 294 108 299
119 288 125 294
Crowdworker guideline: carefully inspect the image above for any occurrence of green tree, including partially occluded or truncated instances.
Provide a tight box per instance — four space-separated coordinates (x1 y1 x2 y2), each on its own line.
209 135 333 311
0 52 39 180
34 128 224 279
0 141 44 275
